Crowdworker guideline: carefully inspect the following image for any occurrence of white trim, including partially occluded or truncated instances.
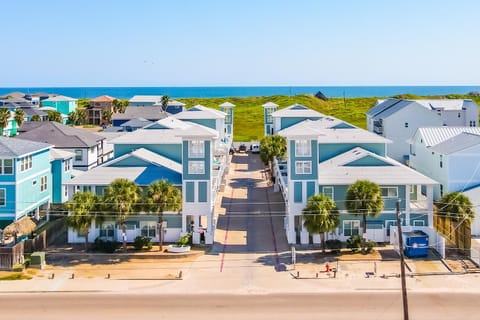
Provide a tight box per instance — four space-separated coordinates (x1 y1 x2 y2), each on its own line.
295 140 312 157
322 186 334 199
343 220 360 237
413 220 425 226
16 195 50 217
15 168 50 185
188 161 205 175
0 188 6 207
381 186 398 198
188 140 205 158
295 161 312 174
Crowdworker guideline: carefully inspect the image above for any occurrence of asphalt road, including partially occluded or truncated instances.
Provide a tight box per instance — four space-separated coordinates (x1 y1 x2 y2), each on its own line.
2 292 479 320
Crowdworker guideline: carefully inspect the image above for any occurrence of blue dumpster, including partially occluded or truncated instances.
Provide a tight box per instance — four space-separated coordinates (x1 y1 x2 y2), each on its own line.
403 230 429 258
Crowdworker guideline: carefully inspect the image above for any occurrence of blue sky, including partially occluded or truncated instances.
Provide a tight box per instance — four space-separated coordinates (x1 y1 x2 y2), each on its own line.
2 0 479 86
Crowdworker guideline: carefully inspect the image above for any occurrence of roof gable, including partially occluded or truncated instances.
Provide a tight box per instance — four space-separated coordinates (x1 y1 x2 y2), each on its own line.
0 136 51 157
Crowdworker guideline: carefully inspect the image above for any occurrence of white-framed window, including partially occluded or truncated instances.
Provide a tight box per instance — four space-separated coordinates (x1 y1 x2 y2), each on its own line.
295 140 311 157
99 222 115 238
322 186 334 199
64 159 71 172
188 140 205 158
266 108 273 123
40 175 47 192
74 150 83 161
141 222 157 238
413 220 425 226
0 188 5 206
0 159 13 175
188 161 205 174
343 220 360 237
295 161 311 174
64 185 68 198
385 220 397 237
20 155 32 172
381 187 398 198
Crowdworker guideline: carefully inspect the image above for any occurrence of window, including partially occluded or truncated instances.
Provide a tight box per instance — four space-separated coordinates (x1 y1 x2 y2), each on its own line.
385 220 397 237
20 155 32 172
64 159 71 172
440 184 444 197
381 187 398 198
0 159 13 174
0 189 5 206
404 122 408 128
188 140 205 158
266 108 273 123
343 220 360 237
295 140 311 157
413 220 425 226
40 176 47 192
322 186 334 199
409 144 416 156
141 223 157 238
188 161 205 174
99 223 115 238
440 155 443 168
295 161 311 174
64 185 68 198
458 112 461 118
75 150 83 161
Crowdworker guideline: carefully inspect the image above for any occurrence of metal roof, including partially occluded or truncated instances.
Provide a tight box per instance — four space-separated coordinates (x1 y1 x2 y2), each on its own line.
120 118 153 128
175 105 226 119
0 136 51 158
428 132 480 154
129 95 163 103
271 104 324 118
219 102 235 108
417 127 480 147
318 147 438 185
262 102 279 108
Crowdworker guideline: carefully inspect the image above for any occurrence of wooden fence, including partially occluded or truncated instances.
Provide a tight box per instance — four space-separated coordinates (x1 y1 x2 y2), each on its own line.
0 231 46 270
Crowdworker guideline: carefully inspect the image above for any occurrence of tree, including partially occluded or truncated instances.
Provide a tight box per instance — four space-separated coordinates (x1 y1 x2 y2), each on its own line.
145 180 182 251
14 109 25 127
68 111 79 125
103 178 141 251
31 114 41 122
302 194 339 253
47 110 63 123
112 99 121 113
66 191 100 251
161 95 169 112
346 180 384 251
77 109 88 125
113 99 128 113
259 134 287 172
102 110 113 125
0 108 10 136
435 192 474 251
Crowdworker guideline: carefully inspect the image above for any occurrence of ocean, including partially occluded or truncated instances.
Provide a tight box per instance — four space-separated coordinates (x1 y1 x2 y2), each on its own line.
0 86 479 99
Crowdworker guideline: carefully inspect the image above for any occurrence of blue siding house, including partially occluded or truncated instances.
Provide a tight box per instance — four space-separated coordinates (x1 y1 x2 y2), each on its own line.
0 137 52 228
41 95 77 116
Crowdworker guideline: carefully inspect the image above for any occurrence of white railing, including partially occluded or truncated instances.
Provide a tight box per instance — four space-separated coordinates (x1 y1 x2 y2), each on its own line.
273 158 288 201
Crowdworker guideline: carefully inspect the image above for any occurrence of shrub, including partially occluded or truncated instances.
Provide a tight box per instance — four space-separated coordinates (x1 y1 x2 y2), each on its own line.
365 240 376 254
94 237 120 253
133 236 153 250
176 233 191 246
325 239 342 253
346 234 363 253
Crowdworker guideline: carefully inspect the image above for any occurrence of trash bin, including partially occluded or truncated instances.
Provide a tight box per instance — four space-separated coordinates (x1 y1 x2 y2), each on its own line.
403 231 429 258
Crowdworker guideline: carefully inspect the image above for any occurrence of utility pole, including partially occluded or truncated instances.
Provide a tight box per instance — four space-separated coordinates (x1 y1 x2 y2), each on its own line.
396 199 409 320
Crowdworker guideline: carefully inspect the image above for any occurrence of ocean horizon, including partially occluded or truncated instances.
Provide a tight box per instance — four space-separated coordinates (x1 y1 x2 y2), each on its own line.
0 85 479 99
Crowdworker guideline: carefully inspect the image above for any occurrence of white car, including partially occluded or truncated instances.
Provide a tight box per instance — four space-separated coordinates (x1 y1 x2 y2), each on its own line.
251 143 260 153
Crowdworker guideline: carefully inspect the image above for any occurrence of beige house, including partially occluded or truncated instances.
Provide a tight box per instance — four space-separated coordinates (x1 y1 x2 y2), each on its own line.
87 95 116 125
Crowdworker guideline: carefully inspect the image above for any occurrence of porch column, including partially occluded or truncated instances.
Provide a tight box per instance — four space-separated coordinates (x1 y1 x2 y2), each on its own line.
287 210 296 244
427 185 434 227
181 213 187 233
405 185 411 226
205 213 214 244
300 216 309 244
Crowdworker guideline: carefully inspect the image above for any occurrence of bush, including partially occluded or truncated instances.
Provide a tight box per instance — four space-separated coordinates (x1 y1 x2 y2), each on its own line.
325 239 342 253
365 240 376 254
176 233 191 246
133 236 153 250
346 234 363 253
94 237 120 253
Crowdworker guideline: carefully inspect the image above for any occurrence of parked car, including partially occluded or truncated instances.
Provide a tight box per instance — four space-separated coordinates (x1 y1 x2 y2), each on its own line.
229 146 235 155
238 144 247 153
251 143 260 154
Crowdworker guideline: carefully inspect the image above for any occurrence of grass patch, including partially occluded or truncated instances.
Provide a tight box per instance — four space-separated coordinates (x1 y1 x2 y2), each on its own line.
178 94 480 142
0 273 32 281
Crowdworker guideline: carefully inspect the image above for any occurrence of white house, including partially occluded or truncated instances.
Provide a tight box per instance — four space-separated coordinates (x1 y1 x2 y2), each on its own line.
366 99 479 163
409 127 480 200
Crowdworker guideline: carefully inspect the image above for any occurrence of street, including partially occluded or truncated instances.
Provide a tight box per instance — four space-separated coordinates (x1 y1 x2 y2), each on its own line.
1 292 479 320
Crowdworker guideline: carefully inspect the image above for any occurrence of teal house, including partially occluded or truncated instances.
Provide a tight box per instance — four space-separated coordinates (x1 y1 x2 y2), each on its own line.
262 101 278 136
0 137 52 229
49 149 73 204
273 107 443 254
41 95 77 116
219 102 235 138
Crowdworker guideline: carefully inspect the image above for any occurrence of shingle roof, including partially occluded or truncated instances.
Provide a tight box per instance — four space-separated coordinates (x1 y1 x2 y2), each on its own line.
129 95 163 103
50 148 74 160
21 108 47 117
271 104 324 118
90 95 116 102
120 118 153 128
111 106 167 120
416 127 480 147
16 121 104 148
0 136 51 157
317 147 438 185
43 95 77 102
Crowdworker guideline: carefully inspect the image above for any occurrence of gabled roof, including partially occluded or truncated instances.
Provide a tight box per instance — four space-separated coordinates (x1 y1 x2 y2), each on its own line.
219 102 235 108
262 102 279 108
65 148 182 186
43 95 77 102
120 118 153 128
0 92 25 99
16 121 104 148
50 148 74 160
167 100 186 107
271 104 324 118
428 132 480 154
129 95 163 103
90 95 116 102
175 105 226 120
0 136 51 157
21 108 47 117
318 147 438 185
416 127 480 147
111 106 167 120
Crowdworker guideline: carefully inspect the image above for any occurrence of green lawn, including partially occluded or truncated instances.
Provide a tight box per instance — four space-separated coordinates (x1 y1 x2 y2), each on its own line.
178 94 480 142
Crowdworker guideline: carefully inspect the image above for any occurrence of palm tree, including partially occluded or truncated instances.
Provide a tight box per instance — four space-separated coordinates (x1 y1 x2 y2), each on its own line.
77 109 88 125
102 110 113 125
346 180 384 251
66 191 100 250
47 110 63 123
103 178 141 251
161 95 170 112
302 194 339 253
259 134 287 173
14 109 25 127
68 111 79 125
435 192 474 251
119 99 129 113
0 108 10 136
112 99 120 113
31 114 41 122
145 180 182 250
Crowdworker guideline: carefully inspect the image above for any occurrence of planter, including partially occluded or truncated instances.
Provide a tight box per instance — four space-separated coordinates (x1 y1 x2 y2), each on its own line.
167 245 191 253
